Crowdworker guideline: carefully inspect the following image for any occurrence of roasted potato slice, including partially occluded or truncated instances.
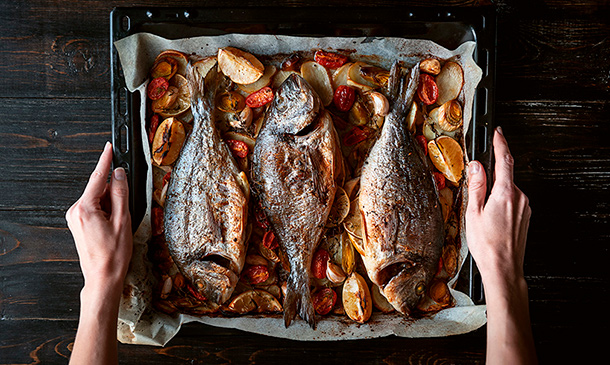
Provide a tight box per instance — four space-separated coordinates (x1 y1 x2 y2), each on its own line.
436 61 464 105
301 61 334 106
218 47 264 85
238 64 277 94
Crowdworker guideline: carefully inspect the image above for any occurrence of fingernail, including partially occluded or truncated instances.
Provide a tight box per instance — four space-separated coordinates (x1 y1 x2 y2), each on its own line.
496 126 503 135
469 161 480 175
114 167 126 180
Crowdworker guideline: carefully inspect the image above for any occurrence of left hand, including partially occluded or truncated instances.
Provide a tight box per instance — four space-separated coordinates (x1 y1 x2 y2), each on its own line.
66 142 133 290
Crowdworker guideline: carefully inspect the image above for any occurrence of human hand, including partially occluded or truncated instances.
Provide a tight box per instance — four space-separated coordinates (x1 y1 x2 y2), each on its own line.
466 127 532 287
66 142 133 292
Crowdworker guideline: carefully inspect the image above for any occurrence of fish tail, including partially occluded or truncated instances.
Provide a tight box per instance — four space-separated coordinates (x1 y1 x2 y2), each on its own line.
387 61 420 117
283 273 316 329
187 63 222 117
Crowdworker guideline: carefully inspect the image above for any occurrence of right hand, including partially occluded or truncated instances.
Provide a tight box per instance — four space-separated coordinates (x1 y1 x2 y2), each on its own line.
465 127 532 286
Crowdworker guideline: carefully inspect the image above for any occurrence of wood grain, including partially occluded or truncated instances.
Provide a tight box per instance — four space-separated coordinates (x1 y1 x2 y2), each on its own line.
0 0 609 364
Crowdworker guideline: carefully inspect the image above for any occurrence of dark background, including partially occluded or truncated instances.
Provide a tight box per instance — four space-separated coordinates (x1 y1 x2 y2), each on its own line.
0 1 608 363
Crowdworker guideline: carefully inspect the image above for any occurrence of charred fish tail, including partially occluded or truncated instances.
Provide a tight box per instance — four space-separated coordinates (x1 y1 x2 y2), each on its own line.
283 271 316 329
387 62 420 118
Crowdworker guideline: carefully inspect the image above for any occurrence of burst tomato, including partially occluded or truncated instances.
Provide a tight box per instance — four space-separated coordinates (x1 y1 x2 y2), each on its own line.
312 248 330 279
281 53 300 71
245 87 274 108
313 288 337 315
226 139 249 158
416 135 428 155
263 230 279 250
333 85 356 112
433 171 446 191
163 171 171 185
314 50 348 69
242 265 270 285
187 285 207 302
343 126 371 146
147 77 169 100
418 74 438 105
254 204 270 230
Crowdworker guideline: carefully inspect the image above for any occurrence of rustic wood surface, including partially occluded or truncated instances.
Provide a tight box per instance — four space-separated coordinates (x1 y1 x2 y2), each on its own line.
1 0 608 363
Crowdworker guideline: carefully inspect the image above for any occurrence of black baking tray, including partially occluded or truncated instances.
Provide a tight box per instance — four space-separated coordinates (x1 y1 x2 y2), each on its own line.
110 6 496 305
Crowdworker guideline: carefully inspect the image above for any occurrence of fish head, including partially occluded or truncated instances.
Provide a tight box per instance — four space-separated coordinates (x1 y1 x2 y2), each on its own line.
377 260 431 315
266 73 321 135
184 255 240 305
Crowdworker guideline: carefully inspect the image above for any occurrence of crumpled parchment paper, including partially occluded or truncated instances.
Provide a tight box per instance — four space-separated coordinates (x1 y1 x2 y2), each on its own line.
114 32 486 345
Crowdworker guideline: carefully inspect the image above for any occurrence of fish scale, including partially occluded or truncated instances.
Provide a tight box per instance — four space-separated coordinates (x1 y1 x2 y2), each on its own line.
252 74 341 329
359 63 444 315
164 65 249 305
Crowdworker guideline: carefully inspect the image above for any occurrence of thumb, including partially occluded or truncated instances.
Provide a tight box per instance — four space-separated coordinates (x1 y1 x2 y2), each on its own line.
110 167 130 221
467 161 487 214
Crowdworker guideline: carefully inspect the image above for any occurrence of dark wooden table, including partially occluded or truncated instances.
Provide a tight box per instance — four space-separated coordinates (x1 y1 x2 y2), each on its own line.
1 1 608 363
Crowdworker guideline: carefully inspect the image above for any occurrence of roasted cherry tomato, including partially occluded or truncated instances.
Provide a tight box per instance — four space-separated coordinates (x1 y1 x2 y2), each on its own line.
245 86 274 108
263 230 279 250
147 77 169 100
312 288 337 315
242 265 270 285
151 207 164 236
226 139 249 158
343 126 372 147
254 203 270 230
433 171 446 191
312 248 330 279
281 53 300 71
416 135 428 155
148 114 160 144
314 50 348 69
333 85 356 112
187 285 207 302
417 74 438 105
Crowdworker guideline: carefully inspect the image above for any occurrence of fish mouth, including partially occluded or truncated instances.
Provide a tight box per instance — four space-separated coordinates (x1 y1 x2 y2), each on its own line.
377 260 427 315
187 254 240 305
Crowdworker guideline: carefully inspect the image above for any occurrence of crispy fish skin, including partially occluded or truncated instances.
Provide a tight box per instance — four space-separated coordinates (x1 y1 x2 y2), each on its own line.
164 66 249 305
359 63 444 315
252 74 340 329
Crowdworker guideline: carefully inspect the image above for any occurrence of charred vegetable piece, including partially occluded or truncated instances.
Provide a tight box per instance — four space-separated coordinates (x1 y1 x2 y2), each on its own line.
245 86 274 108
314 50 348 69
281 53 301 71
333 85 356 112
148 77 169 100
242 265 270 285
312 248 330 279
262 230 279 250
342 272 372 323
417 73 438 105
419 58 441 75
427 136 465 183
226 139 249 158
227 289 282 314
152 117 186 166
151 57 179 80
217 46 264 84
313 288 338 315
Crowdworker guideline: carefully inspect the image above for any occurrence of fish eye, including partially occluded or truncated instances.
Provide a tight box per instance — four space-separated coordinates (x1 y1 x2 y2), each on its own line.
415 282 426 296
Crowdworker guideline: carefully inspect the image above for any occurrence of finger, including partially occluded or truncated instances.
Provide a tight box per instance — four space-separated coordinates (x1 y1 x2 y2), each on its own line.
81 142 113 202
466 160 487 214
492 127 515 191
110 167 130 221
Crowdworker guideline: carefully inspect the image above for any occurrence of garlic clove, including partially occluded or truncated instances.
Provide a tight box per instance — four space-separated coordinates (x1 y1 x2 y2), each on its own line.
326 259 347 284
369 91 389 116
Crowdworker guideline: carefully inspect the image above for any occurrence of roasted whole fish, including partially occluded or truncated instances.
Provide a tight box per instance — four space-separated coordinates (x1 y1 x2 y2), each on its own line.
164 65 250 305
359 63 444 315
251 74 341 328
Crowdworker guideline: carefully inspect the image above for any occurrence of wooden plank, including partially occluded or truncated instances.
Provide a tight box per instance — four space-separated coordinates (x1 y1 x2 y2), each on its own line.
0 1 608 100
